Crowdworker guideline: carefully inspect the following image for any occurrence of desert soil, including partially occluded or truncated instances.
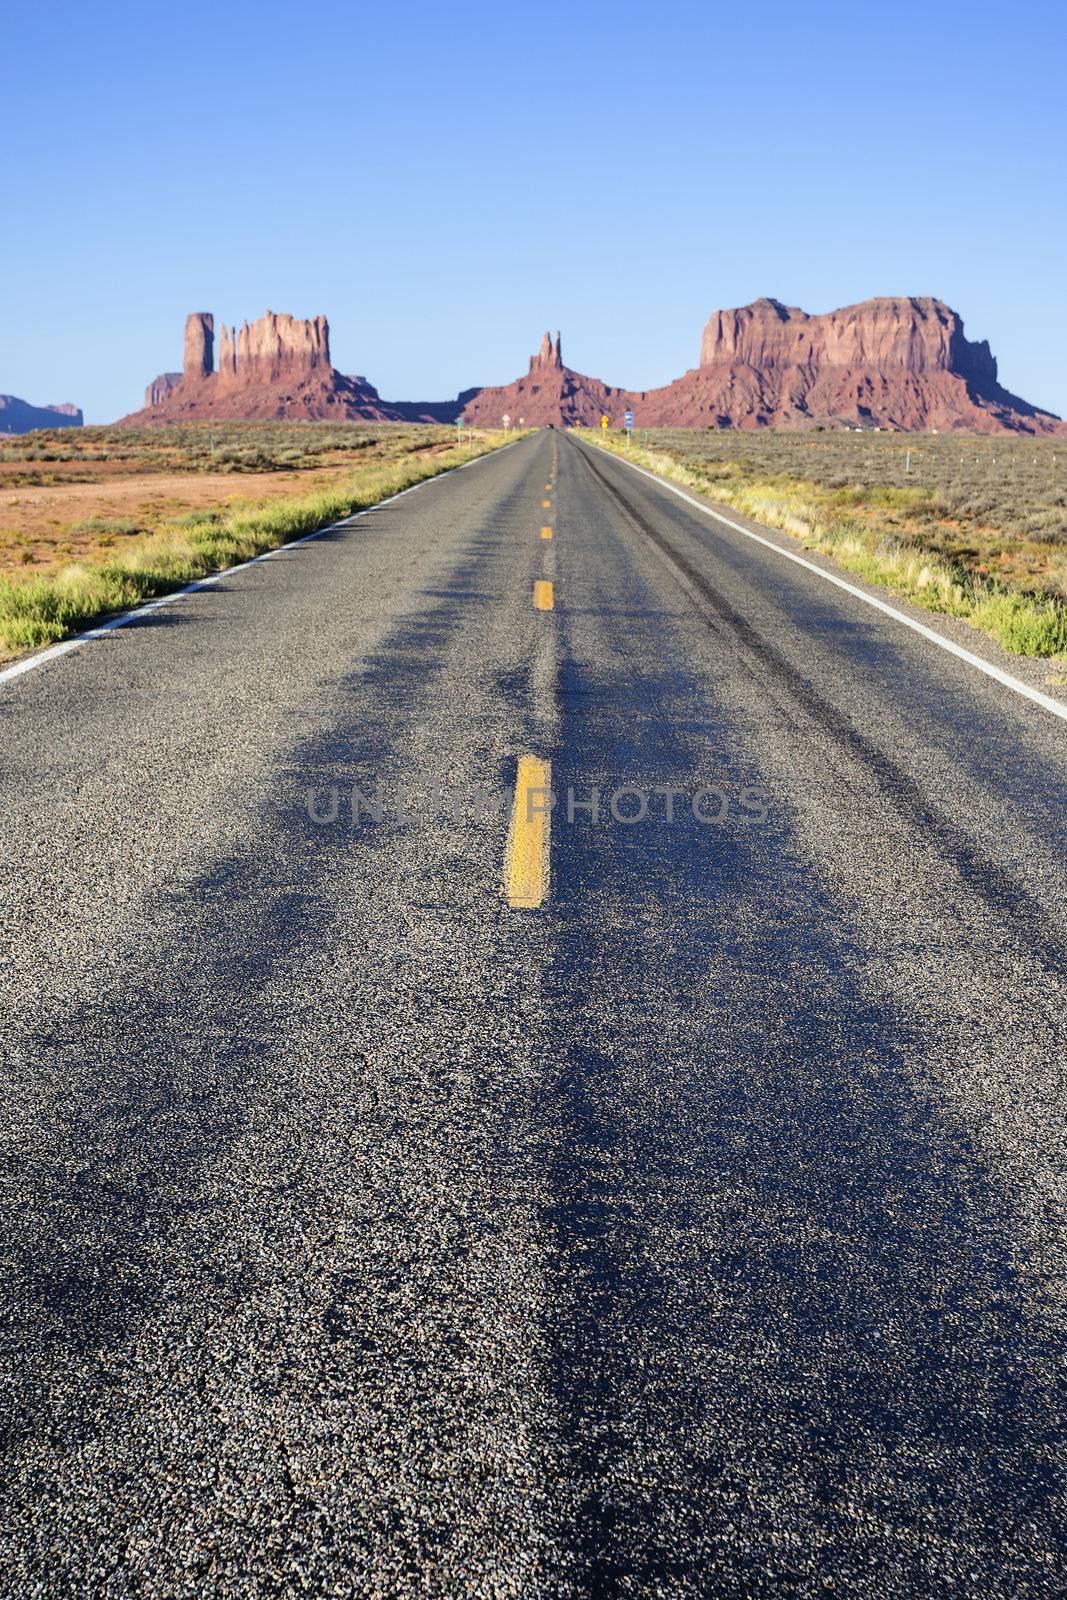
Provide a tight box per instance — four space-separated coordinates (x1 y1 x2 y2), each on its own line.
0 466 362 576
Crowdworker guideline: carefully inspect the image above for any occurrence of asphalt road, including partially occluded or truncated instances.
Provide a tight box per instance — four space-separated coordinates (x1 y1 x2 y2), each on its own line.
1 431 1064 1598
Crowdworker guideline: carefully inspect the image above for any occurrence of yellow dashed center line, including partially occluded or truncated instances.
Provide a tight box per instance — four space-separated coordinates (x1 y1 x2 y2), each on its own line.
505 463 556 908
505 755 552 908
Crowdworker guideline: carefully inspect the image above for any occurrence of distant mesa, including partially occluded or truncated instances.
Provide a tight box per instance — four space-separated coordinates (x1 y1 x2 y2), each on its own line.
463 299 1064 435
123 310 467 425
146 372 182 407
681 296 1058 433
121 298 1062 435
0 395 83 434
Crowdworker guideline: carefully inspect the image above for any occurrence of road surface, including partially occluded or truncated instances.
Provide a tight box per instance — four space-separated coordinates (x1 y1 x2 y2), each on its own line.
1 432 1064 1597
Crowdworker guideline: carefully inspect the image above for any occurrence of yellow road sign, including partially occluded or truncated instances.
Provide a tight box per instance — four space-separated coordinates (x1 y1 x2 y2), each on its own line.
600 415 609 429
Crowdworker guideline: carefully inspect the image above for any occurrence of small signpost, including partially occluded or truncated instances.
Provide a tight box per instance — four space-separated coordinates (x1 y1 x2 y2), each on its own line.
624 409 634 446
503 413 511 435
600 415 609 431
456 414 463 446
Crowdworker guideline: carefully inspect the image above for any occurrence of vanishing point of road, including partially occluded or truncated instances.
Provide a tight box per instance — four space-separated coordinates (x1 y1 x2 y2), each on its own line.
1 432 1064 1597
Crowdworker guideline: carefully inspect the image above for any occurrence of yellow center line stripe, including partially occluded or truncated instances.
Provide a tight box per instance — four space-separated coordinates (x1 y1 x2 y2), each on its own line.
534 579 554 610
505 755 551 908
541 525 553 539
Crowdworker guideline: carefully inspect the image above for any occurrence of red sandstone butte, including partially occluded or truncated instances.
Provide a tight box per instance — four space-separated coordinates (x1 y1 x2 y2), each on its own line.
461 330 630 429
122 310 461 425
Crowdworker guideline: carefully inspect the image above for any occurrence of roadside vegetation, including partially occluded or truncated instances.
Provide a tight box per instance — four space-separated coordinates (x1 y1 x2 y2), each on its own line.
0 423 513 657
586 428 1067 660
0 421 451 481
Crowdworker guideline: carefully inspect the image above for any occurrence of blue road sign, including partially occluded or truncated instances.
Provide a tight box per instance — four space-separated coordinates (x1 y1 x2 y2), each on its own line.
624 410 634 428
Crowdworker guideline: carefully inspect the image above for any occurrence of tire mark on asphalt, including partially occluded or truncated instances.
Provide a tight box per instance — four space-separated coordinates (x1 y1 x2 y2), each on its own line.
575 443 1067 979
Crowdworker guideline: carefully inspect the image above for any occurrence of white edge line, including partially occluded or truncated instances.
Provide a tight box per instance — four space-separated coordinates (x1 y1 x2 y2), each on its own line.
0 437 524 689
588 442 1067 727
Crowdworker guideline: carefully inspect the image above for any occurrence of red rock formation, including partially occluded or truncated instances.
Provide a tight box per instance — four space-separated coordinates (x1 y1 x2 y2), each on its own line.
698 297 997 376
183 313 214 382
681 296 1031 430
529 330 563 373
214 311 330 388
145 372 182 408
463 300 1063 434
463 333 623 428
125 297 1062 433
126 309 462 425
217 322 236 383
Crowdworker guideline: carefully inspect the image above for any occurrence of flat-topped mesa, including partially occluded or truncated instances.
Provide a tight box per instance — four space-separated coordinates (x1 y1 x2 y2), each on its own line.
700 296 998 384
216 310 331 387
529 330 563 372
183 313 214 382
146 372 182 408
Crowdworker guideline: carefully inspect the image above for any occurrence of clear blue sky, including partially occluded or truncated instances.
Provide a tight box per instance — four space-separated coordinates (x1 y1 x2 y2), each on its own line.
3 0 1065 422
